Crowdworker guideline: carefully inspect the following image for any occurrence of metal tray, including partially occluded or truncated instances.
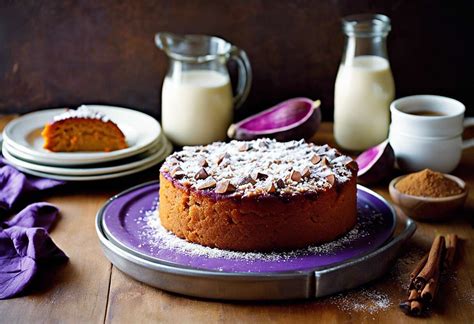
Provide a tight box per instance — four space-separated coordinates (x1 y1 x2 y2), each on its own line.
96 181 416 300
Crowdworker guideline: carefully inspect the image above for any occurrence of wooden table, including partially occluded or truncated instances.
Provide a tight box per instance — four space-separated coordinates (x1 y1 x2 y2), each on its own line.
1 120 473 323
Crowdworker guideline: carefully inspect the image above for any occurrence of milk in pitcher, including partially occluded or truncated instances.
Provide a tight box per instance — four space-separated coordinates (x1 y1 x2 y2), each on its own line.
162 70 233 146
156 33 252 146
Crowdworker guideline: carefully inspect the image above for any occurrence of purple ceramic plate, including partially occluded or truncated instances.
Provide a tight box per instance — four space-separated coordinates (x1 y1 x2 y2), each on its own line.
101 181 395 273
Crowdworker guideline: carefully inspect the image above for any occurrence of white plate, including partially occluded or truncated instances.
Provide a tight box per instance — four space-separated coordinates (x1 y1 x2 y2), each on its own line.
2 136 171 175
2 137 172 176
4 135 163 167
4 142 173 181
2 105 162 166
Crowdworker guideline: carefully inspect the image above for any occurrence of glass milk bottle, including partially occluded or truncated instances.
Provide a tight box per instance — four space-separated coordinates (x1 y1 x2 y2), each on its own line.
156 33 252 146
334 14 395 151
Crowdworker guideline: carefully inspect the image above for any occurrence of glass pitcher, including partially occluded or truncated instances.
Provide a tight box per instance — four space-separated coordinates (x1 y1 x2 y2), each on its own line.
334 14 395 151
155 32 252 146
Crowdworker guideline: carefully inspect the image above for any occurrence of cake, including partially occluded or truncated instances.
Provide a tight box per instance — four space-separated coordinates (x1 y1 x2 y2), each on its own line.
41 106 128 152
159 138 358 252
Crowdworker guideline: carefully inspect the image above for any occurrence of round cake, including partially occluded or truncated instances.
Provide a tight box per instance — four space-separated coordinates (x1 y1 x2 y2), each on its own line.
159 138 358 252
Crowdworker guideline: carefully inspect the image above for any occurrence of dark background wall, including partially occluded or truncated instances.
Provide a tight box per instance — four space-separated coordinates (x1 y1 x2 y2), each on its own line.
0 0 472 121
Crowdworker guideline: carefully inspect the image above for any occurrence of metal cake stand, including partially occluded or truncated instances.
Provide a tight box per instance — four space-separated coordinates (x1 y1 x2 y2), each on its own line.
96 181 416 300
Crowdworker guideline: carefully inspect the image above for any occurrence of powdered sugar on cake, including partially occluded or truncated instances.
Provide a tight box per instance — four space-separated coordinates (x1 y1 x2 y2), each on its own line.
53 105 111 122
135 203 382 262
160 138 357 197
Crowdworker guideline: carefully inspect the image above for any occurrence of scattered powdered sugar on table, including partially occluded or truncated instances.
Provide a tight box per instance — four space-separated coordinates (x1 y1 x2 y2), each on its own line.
328 287 392 314
389 246 426 287
134 200 382 262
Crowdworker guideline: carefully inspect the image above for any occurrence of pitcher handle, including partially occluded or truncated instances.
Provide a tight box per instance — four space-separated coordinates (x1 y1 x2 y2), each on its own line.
462 117 474 150
229 46 252 109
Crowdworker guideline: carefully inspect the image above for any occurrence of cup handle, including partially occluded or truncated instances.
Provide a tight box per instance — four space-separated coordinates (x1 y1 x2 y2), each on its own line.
229 46 252 109
462 117 474 150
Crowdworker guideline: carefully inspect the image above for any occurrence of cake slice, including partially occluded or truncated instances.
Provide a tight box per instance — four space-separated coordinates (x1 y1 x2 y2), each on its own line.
41 106 128 152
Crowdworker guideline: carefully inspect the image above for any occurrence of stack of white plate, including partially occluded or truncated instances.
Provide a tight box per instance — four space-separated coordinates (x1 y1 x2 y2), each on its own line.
1 105 172 181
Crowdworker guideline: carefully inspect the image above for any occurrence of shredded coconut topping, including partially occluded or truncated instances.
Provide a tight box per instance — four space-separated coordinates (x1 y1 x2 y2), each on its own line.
53 105 111 122
160 138 357 197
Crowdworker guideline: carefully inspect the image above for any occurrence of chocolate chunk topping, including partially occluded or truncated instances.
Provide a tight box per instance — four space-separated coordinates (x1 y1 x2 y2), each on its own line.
239 176 256 186
321 157 330 167
168 157 180 165
265 181 276 193
215 180 236 194
326 174 335 186
194 168 209 180
170 166 185 179
238 143 250 152
311 154 321 164
301 166 311 178
216 152 230 165
345 160 358 172
276 178 286 188
251 170 268 181
197 178 217 190
290 170 302 182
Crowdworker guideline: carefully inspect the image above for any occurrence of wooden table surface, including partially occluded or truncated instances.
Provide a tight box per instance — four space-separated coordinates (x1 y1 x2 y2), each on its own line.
0 119 473 324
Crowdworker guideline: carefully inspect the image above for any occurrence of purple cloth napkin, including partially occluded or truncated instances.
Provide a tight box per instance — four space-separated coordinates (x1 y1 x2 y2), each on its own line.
0 158 64 212
0 158 67 299
0 203 68 299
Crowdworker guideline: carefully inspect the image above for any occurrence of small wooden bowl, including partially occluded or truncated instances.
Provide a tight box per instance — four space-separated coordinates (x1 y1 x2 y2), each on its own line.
389 174 468 222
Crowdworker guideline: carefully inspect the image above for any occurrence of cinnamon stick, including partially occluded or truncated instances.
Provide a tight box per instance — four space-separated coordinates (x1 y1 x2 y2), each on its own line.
409 253 428 288
408 289 420 301
400 233 461 317
444 233 458 268
420 276 438 302
421 243 445 302
400 289 422 315
421 234 457 302
413 235 445 290
399 300 411 314
410 300 423 316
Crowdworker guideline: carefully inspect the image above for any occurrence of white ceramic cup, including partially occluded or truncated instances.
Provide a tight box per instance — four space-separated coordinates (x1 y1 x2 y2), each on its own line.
389 95 474 172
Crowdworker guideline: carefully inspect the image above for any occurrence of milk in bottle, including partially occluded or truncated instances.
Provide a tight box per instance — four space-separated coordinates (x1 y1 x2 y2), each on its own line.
334 14 395 151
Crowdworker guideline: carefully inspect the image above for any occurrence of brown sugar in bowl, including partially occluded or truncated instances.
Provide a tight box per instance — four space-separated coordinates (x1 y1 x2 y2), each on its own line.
389 174 468 222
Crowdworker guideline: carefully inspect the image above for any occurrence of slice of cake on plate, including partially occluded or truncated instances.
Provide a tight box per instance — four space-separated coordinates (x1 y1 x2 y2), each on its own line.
159 138 358 252
42 106 128 152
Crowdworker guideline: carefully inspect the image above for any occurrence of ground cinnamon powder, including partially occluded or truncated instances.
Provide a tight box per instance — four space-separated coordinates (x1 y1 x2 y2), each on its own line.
396 169 463 198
